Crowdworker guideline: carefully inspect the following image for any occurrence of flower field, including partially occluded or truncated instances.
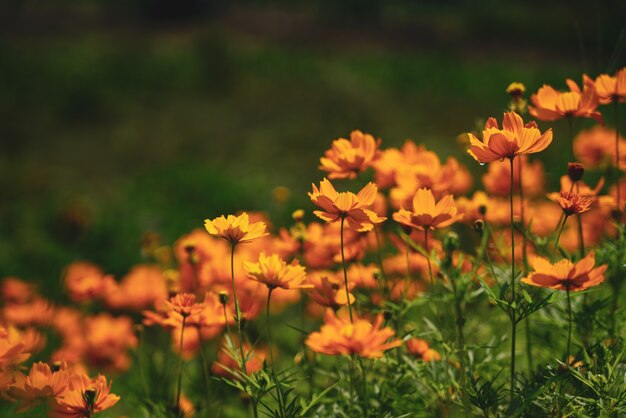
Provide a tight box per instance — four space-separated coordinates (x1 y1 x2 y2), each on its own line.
2 50 626 418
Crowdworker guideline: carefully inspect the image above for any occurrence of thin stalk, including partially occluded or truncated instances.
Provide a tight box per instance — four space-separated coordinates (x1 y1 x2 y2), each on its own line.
509 157 517 403
518 157 533 374
568 115 575 162
615 99 622 216
374 226 389 295
425 228 434 285
576 212 585 258
357 357 368 410
175 316 187 413
553 215 569 256
197 328 212 403
566 286 572 362
448 264 469 414
230 244 248 374
402 237 411 299
340 216 354 323
266 288 285 416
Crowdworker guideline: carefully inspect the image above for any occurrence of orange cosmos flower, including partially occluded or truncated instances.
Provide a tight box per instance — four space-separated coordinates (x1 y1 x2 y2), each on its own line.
244 252 311 290
204 212 268 245
529 77 603 123
63 261 114 303
104 265 168 311
0 327 30 368
165 293 202 318
521 251 607 291
50 373 119 418
482 156 545 197
467 111 553 163
10 362 68 412
558 192 593 216
309 179 386 232
319 130 381 179
393 188 463 231
406 338 441 362
574 125 626 169
83 314 138 372
305 310 401 358
585 67 626 104
307 271 354 311
1 277 36 304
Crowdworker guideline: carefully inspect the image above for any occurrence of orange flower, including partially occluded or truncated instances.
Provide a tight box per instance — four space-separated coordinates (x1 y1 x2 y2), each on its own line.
49 373 119 418
574 125 626 169
529 78 603 123
244 253 311 290
319 130 380 179
83 314 138 372
307 271 354 310
63 261 114 303
1 277 35 304
104 265 168 311
165 293 202 318
2 297 54 327
586 67 626 104
387 147 473 209
204 212 268 245
406 338 441 362
558 192 593 216
521 251 607 291
309 179 386 232
10 362 68 412
467 111 553 163
305 311 401 358
482 156 545 197
393 188 463 231
0 326 30 368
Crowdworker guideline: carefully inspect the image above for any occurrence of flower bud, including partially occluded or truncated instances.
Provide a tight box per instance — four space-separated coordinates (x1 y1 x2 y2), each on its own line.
383 310 393 321
218 291 229 305
567 162 584 182
292 209 305 222
443 232 460 253
473 219 485 235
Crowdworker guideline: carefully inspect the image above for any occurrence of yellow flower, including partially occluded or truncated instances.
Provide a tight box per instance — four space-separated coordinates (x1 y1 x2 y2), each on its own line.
319 130 380 179
244 253 311 290
309 178 386 232
204 212 268 244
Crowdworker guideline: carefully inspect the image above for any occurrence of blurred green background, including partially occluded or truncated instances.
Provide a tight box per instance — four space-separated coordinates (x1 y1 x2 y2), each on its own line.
1 0 625 293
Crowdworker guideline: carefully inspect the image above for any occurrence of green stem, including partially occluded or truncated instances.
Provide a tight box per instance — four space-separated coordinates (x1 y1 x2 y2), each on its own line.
266 288 285 416
340 216 354 323
566 285 572 362
425 228 434 285
373 226 389 295
175 316 187 413
197 328 212 403
509 157 517 404
553 215 568 256
230 243 248 374
615 99 622 215
568 115 575 162
517 157 533 374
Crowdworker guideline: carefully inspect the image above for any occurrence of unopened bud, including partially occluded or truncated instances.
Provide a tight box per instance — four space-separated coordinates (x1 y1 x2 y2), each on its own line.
83 389 97 407
383 310 393 321
218 291 229 305
443 232 460 253
506 82 526 98
51 362 62 372
568 162 584 182
292 209 305 222
473 219 485 234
